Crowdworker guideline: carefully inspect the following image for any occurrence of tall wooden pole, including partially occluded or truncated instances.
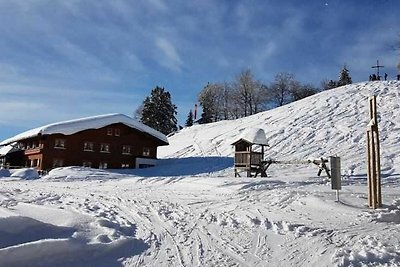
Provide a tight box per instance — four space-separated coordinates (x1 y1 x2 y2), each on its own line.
367 130 373 206
367 95 382 209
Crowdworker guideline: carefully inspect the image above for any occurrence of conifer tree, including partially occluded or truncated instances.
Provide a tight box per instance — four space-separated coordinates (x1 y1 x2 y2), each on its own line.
198 83 217 124
185 110 194 127
140 86 178 135
337 66 352 86
198 106 213 124
322 79 337 90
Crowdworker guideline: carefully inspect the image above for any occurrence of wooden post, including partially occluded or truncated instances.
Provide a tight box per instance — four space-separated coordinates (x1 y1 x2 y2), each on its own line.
367 130 373 206
367 95 382 209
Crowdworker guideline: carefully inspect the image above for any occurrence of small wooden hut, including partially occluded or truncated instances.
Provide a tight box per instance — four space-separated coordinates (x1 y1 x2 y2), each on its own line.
231 128 268 177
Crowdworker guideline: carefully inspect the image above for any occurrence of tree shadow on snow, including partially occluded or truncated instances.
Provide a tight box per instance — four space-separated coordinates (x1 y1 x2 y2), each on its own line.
120 157 234 177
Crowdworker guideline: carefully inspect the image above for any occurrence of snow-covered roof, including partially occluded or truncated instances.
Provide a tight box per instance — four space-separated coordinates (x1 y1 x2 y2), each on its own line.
0 114 169 146
0 144 18 156
232 128 268 146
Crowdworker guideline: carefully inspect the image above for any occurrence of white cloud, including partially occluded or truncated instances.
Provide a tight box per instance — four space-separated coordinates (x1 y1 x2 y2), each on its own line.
155 37 184 72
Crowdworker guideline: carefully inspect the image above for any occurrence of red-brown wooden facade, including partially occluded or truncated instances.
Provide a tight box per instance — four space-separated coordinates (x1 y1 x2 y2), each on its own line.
14 123 167 170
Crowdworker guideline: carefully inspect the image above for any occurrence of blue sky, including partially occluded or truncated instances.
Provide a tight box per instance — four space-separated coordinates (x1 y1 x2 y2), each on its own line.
0 0 399 140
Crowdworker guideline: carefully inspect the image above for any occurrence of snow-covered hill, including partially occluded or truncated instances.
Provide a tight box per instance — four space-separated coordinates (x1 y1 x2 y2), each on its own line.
160 81 400 176
1 81 400 267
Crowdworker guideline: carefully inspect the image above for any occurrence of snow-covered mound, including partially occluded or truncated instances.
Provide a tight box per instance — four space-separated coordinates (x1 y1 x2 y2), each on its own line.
44 166 129 181
160 81 400 176
10 168 39 180
0 202 146 267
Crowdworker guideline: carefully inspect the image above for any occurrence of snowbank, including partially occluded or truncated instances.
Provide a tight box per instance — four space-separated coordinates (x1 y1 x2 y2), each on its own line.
0 203 148 267
0 168 11 178
44 166 129 181
10 168 39 180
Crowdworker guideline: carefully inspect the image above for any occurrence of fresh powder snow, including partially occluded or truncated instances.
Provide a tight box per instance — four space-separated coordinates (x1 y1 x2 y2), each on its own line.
1 81 400 267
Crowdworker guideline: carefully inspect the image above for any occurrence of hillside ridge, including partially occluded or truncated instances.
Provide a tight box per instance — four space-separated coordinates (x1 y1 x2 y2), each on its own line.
159 81 400 176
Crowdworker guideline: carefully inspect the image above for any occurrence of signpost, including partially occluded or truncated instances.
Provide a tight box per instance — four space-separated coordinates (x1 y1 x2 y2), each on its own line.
330 156 341 202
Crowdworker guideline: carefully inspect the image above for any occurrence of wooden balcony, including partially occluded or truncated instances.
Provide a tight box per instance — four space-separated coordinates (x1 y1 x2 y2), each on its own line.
24 148 42 155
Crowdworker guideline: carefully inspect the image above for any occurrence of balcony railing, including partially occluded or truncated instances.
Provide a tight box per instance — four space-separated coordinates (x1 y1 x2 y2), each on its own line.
234 151 263 167
24 147 42 155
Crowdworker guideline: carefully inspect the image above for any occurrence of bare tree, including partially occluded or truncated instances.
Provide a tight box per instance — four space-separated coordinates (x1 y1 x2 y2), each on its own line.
270 72 295 107
134 104 143 120
321 79 338 90
232 69 267 117
198 82 229 123
291 83 319 101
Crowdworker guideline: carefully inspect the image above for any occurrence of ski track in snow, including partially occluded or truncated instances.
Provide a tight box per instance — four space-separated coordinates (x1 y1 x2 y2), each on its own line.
1 81 400 266
2 170 400 266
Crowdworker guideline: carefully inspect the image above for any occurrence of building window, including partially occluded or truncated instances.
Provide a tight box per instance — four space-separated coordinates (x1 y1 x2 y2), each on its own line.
121 163 130 168
115 128 121 136
83 142 94 151
100 143 110 153
143 147 151 157
54 139 66 149
52 158 64 168
99 162 108 169
122 145 131 155
107 128 113 135
83 161 92 168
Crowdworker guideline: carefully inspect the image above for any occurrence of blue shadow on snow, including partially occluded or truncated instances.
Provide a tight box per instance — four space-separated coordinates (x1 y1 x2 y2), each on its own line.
127 156 233 177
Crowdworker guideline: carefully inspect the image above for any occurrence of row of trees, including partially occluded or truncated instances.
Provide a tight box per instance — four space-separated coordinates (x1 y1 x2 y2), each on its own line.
137 66 353 134
195 70 320 125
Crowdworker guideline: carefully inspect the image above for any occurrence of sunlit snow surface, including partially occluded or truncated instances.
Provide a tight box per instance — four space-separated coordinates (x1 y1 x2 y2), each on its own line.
1 81 400 267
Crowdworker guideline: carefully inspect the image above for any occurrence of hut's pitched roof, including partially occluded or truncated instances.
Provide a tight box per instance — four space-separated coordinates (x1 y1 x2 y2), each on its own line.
231 128 268 146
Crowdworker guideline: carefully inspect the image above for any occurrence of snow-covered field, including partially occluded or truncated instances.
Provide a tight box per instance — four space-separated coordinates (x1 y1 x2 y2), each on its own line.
1 81 400 267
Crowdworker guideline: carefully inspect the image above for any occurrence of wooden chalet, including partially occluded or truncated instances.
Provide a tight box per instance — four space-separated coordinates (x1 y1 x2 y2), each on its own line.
232 128 268 177
0 114 168 171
